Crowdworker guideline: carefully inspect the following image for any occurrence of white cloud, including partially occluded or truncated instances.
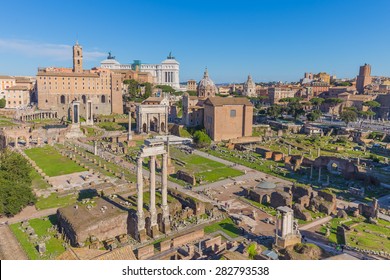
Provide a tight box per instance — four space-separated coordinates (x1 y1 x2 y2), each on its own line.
0 38 106 61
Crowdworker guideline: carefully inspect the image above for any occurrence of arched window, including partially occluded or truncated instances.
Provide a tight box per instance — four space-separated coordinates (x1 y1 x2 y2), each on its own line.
60 95 65 104
101 95 106 103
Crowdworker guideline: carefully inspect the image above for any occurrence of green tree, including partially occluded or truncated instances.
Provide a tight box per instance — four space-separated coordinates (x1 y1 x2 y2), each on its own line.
187 91 197 96
156 85 175 93
142 82 153 98
324 98 343 106
286 100 305 120
267 104 283 119
0 98 5 108
359 110 375 120
306 109 322 121
123 79 140 99
279 97 303 103
340 110 358 125
193 130 211 148
363 101 380 108
0 150 36 216
310 97 324 109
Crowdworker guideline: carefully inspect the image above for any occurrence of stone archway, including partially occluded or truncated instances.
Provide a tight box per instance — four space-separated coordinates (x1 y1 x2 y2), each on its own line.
150 117 158 132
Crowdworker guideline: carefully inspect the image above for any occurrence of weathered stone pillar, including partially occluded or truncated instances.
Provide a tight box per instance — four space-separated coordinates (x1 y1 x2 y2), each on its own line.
94 141 98 155
149 155 158 237
318 167 321 183
128 113 132 141
309 165 313 179
161 152 170 234
136 157 146 242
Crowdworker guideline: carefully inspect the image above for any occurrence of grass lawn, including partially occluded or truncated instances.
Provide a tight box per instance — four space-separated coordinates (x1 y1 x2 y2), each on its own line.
25 146 86 177
9 215 65 260
170 147 243 185
346 218 390 252
97 122 126 131
30 169 50 190
35 193 78 210
319 216 390 252
204 217 241 238
0 117 16 127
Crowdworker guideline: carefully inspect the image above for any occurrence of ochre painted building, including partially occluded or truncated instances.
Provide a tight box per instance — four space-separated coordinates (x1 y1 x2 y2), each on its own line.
37 42 123 120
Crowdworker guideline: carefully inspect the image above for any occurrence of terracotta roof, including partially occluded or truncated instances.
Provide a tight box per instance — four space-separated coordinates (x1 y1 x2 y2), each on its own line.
93 245 137 260
0 75 14 79
57 245 137 260
204 96 253 106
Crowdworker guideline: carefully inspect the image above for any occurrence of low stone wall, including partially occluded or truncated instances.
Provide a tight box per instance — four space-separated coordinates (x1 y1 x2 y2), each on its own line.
172 229 204 247
137 244 154 260
177 170 196 185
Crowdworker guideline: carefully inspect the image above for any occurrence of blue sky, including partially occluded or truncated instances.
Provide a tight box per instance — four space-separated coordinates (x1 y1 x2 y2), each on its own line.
0 0 389 83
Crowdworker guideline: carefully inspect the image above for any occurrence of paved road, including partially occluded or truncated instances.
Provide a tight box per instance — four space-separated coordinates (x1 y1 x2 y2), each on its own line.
299 216 333 230
0 225 28 260
0 206 58 225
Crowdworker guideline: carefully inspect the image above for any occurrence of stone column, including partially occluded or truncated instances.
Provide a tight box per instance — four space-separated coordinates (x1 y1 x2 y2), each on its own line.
288 144 291 156
94 141 98 155
318 167 321 183
128 113 132 141
149 155 158 237
136 157 146 242
161 152 170 234
310 165 313 179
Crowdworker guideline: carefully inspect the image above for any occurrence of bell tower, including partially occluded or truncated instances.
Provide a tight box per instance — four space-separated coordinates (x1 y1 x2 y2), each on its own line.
73 42 83 73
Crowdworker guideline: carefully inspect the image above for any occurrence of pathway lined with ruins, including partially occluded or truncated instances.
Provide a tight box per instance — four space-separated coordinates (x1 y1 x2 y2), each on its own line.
299 215 333 230
0 225 28 260
0 206 57 225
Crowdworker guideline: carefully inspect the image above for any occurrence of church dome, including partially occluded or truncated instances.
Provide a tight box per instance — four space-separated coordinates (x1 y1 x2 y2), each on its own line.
197 68 218 98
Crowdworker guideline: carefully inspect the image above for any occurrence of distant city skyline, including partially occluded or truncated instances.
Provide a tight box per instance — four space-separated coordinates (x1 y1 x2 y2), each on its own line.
0 0 390 83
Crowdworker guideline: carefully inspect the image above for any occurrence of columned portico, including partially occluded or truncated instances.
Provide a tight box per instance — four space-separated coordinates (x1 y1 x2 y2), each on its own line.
135 143 171 242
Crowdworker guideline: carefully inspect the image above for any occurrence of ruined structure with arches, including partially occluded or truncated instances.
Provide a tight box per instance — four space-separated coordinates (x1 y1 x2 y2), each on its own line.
135 104 168 134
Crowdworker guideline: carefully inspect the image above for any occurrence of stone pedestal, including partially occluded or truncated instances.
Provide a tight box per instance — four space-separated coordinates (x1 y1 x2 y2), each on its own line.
151 225 159 238
137 228 147 243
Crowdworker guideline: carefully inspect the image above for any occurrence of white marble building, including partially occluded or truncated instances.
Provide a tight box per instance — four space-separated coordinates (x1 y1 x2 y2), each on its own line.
100 52 181 90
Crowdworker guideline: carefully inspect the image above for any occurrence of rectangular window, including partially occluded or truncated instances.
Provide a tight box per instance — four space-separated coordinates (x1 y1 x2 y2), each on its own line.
230 109 236 117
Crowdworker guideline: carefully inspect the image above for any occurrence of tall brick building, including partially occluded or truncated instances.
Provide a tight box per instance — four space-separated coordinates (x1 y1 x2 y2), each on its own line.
356 63 372 94
203 97 253 141
37 42 123 120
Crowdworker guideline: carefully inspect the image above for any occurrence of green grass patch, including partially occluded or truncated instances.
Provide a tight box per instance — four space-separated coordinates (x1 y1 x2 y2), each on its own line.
25 146 86 177
9 215 65 260
204 217 241 238
170 147 243 185
97 122 126 131
30 168 50 190
35 193 78 210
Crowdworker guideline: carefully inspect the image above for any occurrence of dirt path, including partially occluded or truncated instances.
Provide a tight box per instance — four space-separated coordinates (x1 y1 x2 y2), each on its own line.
0 225 27 260
0 206 57 225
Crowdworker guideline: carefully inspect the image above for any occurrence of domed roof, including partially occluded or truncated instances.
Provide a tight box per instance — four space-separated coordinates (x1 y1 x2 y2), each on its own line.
256 181 276 189
246 75 255 86
198 68 218 90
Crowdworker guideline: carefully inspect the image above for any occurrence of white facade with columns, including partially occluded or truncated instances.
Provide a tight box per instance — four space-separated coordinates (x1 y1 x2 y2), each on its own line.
140 54 180 90
100 53 181 90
